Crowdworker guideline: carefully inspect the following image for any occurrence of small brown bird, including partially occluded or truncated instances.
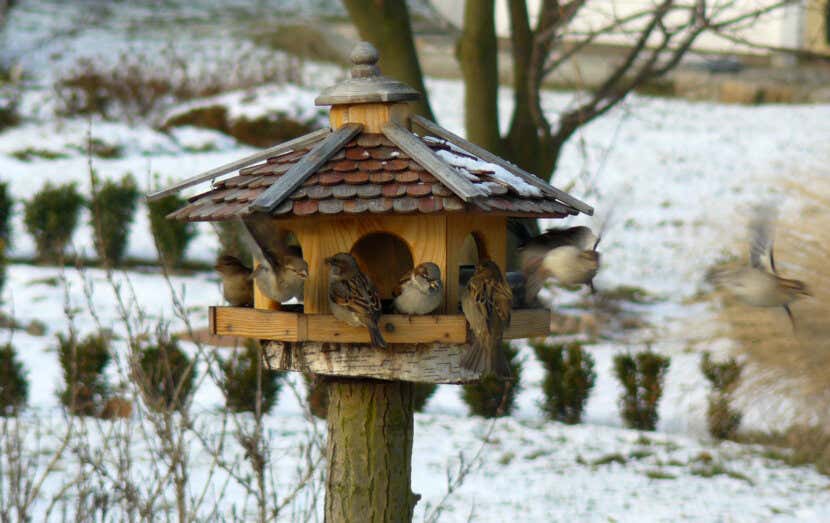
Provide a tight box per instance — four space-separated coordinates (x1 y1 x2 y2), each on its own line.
326 253 387 349
707 204 810 328
518 226 601 303
214 255 254 307
240 219 308 303
250 245 308 303
460 260 513 378
393 262 443 315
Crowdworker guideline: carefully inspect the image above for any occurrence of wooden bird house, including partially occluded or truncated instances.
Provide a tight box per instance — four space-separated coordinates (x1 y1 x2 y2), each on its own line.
149 42 592 384
148 41 593 521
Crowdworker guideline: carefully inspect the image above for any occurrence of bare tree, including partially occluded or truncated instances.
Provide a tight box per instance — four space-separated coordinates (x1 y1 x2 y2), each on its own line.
345 0 801 179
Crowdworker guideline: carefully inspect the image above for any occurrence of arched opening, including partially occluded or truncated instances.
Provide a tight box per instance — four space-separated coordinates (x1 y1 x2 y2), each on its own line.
351 232 414 302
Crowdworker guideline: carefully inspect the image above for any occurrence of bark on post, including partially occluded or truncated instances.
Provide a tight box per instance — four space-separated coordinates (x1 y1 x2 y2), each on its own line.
325 378 419 523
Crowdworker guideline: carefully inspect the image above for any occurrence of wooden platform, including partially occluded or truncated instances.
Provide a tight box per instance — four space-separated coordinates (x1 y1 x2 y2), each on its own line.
208 306 550 344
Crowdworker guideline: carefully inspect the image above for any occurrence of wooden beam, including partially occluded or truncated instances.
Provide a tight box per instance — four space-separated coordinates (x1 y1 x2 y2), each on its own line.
411 114 594 216
146 128 331 201
382 121 487 202
251 123 363 213
264 341 481 384
209 307 550 343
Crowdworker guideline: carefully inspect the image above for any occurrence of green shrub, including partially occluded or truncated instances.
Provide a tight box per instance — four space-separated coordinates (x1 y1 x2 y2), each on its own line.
532 340 596 424
461 343 522 418
24 182 84 263
701 352 743 440
413 382 438 413
221 340 284 414
0 343 27 415
89 173 140 266
147 194 196 267
613 350 670 431
136 336 196 412
304 373 328 419
0 181 13 294
57 332 111 416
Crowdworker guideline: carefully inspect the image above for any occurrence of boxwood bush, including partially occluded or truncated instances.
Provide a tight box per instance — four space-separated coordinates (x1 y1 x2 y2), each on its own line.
461 343 522 418
24 182 85 263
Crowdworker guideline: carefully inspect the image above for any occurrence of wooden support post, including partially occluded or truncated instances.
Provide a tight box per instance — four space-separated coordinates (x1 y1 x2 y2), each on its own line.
325 379 419 523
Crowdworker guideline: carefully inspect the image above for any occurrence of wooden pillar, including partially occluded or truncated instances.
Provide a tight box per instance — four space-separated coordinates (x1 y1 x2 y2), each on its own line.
252 261 280 310
325 378 418 522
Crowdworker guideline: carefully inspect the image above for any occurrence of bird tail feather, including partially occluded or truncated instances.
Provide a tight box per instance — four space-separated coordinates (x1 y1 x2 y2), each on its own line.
461 337 511 379
369 323 387 349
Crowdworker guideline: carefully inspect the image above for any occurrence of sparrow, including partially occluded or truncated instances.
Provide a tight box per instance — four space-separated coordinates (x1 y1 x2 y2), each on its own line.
460 260 513 378
326 252 387 348
518 225 601 303
393 262 443 315
240 219 309 303
707 205 810 328
214 254 254 307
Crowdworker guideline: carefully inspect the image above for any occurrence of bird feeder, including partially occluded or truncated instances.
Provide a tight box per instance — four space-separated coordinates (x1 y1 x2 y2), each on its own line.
148 42 592 521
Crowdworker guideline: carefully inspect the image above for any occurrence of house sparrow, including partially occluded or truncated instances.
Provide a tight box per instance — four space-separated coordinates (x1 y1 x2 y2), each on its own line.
214 255 253 307
707 205 810 328
518 226 601 303
393 262 443 315
250 245 309 303
460 260 513 378
326 253 387 348
240 219 308 303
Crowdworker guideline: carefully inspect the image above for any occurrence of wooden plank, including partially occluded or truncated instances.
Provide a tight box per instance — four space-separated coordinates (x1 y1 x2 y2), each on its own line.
329 103 411 133
411 114 594 216
251 123 363 213
263 341 481 384
504 309 551 339
382 121 486 202
210 307 301 341
305 314 466 344
146 128 331 201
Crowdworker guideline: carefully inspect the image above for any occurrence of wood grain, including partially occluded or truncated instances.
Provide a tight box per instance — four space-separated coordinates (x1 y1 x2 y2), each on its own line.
329 102 410 133
210 307 549 343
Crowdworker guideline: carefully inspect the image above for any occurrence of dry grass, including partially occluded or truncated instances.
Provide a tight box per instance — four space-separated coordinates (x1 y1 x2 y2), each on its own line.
708 174 830 437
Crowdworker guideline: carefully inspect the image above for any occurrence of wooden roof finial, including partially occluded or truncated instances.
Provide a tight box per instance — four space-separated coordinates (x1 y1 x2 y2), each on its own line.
315 41 420 106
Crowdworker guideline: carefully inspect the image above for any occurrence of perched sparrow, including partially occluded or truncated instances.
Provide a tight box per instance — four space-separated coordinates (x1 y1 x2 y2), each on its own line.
326 253 387 349
250 245 309 303
460 260 513 378
708 205 810 327
214 255 253 307
240 219 308 303
393 262 443 315
518 226 601 303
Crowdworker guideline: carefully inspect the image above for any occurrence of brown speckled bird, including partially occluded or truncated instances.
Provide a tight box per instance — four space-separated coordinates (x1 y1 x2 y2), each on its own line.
707 205 810 328
240 219 308 303
460 260 513 378
518 225 601 303
393 262 443 315
326 253 387 349
214 255 253 307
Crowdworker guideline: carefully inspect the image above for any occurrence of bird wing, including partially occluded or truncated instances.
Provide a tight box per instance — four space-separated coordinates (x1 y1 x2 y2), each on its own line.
392 268 413 298
526 226 598 251
242 215 297 269
748 204 778 270
330 273 382 322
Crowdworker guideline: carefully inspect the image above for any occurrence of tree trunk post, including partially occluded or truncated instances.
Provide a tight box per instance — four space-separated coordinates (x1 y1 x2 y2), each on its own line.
325 378 419 523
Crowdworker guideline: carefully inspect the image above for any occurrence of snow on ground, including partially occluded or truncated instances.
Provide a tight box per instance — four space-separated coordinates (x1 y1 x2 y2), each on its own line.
2 3 830 519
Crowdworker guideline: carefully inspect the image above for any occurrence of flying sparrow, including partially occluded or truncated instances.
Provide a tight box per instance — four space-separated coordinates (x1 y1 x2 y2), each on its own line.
707 204 810 328
518 226 601 303
460 260 513 378
214 255 253 307
393 262 443 315
240 219 309 303
326 252 387 349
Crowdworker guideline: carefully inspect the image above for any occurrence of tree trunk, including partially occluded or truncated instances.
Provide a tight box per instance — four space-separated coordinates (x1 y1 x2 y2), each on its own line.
341 0 434 120
325 378 418 523
456 0 502 155
505 0 556 180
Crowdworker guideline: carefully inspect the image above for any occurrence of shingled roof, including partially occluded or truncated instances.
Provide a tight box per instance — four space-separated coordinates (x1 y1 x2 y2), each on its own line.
150 42 592 221
167 130 585 221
